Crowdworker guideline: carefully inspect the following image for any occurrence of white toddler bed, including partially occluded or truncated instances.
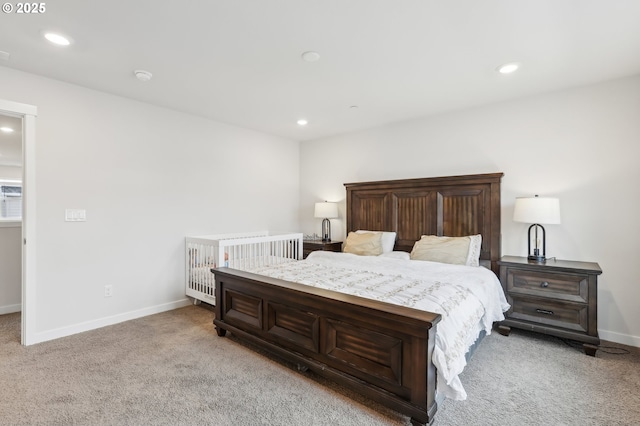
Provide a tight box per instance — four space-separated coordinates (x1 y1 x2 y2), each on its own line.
186 231 303 304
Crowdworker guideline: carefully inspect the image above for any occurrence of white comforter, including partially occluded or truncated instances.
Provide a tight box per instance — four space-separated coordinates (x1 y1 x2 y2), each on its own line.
247 251 510 400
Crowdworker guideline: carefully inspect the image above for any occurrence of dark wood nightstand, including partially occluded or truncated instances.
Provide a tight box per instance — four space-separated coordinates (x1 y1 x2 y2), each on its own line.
497 256 602 356
303 240 342 259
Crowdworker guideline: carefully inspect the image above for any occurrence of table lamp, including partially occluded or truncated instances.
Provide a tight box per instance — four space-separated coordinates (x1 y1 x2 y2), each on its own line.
513 195 561 262
314 201 338 242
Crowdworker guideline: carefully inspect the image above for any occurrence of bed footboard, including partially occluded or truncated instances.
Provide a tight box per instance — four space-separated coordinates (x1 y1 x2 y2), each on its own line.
213 268 442 426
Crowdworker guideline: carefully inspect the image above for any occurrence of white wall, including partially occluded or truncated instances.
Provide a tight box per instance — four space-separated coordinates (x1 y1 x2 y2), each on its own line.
300 75 640 347
0 224 21 314
0 166 22 180
0 66 300 342
0 166 23 313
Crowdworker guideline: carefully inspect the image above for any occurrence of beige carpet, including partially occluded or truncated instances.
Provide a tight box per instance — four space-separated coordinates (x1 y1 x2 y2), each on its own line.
1 305 639 425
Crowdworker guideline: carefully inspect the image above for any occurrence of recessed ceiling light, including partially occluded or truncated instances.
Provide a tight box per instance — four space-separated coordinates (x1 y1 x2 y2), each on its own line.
134 70 153 82
0 127 14 133
44 32 71 46
349 105 359 109
301 51 320 62
297 119 308 126
497 62 520 74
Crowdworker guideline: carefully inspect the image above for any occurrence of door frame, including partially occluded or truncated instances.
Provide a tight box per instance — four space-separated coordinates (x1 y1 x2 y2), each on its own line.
0 99 37 345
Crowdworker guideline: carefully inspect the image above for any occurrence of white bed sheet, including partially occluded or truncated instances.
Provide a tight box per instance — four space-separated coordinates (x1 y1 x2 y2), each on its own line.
190 256 298 284
247 250 510 401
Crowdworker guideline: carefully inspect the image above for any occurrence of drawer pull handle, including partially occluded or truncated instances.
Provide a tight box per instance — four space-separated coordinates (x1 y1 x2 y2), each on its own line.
536 308 554 315
540 281 549 288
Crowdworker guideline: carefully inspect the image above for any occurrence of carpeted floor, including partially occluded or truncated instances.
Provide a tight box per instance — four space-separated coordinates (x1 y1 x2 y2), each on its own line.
1 305 638 425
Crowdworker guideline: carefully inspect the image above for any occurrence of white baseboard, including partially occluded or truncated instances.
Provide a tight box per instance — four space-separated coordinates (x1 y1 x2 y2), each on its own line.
0 303 21 315
28 298 193 345
22 298 638 349
599 329 640 348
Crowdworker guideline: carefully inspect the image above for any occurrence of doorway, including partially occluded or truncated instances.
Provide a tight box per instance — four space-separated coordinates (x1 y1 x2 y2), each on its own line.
0 99 37 345
0 114 22 317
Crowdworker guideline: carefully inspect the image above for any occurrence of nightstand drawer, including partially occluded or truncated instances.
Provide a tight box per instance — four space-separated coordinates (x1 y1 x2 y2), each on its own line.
510 296 588 333
505 268 588 303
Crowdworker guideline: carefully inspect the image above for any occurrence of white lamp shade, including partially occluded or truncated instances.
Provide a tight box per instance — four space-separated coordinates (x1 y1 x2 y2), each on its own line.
513 196 561 224
314 202 338 219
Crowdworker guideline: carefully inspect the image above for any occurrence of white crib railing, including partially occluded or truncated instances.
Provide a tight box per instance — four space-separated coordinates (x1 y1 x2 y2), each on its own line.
186 231 303 305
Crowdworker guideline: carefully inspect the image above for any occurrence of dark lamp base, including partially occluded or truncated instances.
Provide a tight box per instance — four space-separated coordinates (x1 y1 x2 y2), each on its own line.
321 218 332 244
528 255 546 263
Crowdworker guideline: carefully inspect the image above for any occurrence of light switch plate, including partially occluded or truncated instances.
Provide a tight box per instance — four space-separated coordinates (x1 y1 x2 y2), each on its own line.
65 209 87 222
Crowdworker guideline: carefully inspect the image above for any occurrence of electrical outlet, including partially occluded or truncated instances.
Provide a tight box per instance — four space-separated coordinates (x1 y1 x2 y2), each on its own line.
104 285 113 297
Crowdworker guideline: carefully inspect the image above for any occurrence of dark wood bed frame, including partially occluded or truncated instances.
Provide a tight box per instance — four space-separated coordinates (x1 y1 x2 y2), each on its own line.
213 172 503 425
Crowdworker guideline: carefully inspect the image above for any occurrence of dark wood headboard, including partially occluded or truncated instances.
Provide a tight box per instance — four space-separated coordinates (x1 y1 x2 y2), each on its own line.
344 172 503 274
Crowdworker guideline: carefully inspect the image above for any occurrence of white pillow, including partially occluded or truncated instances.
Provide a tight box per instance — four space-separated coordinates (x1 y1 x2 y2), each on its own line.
466 234 482 267
355 230 397 253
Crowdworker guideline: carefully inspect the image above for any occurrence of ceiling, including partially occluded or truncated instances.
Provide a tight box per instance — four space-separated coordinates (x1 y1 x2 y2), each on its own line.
1 0 640 144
